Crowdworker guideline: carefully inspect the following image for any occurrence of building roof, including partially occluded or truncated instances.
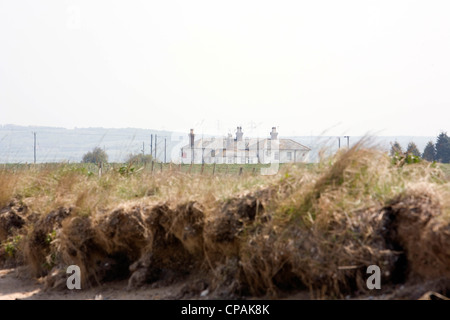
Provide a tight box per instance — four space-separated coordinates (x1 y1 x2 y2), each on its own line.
182 138 310 152
279 139 311 151
182 138 229 150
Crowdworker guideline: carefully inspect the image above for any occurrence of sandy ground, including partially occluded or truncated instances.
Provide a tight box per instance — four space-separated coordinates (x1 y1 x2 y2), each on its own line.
0 267 313 300
1 267 447 300
0 268 41 300
0 268 187 300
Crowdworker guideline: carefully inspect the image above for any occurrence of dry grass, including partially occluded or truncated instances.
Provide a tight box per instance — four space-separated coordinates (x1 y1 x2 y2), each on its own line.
0 169 18 208
1 143 450 299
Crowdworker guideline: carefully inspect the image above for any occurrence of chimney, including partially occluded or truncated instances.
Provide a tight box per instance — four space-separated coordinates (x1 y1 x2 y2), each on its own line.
189 129 195 148
270 127 278 140
236 126 243 142
227 133 233 147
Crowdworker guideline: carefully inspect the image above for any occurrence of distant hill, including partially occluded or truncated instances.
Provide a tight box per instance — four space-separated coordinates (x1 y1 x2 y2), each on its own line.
0 124 183 163
0 124 437 163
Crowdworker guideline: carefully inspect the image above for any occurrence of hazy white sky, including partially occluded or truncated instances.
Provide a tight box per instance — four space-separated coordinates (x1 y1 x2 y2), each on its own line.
1 0 449 137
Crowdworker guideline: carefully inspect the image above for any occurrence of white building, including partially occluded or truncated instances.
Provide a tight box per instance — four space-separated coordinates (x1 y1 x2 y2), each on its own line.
180 127 310 164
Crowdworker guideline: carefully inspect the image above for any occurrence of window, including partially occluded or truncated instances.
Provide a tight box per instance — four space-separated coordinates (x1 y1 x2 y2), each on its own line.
274 152 279 160
211 150 215 157
266 150 271 156
287 152 292 161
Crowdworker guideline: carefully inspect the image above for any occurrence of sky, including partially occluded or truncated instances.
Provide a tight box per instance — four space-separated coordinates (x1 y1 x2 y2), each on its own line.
1 0 449 138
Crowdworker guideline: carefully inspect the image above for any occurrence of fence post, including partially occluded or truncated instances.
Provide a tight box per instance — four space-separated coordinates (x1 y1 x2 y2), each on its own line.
151 161 154 174
201 163 205 175
212 163 216 176
239 167 243 176
160 162 163 172
98 162 102 178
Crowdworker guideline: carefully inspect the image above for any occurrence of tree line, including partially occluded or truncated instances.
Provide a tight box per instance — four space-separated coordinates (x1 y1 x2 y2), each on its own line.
390 132 450 163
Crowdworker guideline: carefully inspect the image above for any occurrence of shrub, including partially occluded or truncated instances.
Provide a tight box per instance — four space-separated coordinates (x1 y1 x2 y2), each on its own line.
82 147 108 164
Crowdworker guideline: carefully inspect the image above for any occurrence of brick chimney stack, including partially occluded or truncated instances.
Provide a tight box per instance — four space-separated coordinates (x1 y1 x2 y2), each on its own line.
226 133 233 147
236 126 243 142
189 129 195 148
270 127 278 140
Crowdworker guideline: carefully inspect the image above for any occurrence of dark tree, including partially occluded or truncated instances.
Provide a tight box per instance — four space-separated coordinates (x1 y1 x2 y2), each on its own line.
406 142 421 157
435 132 450 163
82 147 108 164
422 141 436 162
390 141 403 156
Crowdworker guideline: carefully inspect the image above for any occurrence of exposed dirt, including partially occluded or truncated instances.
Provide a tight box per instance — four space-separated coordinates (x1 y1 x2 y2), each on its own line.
2 188 450 300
